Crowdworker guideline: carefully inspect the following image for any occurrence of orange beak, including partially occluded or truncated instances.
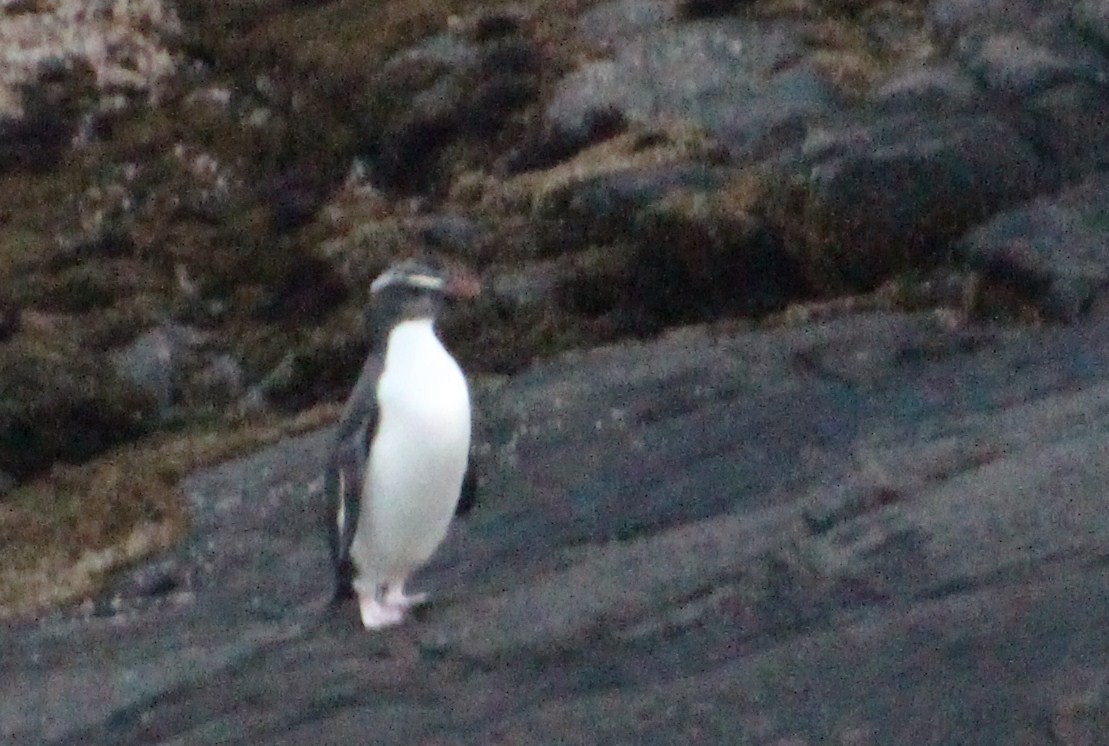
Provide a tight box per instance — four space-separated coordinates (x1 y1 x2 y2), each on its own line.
444 267 482 300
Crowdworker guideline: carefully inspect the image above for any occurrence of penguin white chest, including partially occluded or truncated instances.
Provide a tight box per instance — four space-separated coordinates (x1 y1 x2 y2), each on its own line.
357 318 471 575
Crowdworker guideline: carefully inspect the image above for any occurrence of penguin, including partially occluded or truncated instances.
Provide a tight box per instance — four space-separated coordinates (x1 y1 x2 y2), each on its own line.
326 259 479 629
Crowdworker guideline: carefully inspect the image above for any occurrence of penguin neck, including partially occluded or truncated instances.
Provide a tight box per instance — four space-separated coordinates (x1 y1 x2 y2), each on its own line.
371 313 437 348
376 316 467 415
382 317 444 361
366 290 443 347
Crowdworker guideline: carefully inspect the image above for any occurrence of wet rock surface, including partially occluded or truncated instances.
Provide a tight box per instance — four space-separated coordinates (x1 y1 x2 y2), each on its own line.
6 310 1109 743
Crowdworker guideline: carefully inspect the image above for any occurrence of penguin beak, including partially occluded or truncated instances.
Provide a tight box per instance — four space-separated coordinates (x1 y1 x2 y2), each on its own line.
444 267 482 300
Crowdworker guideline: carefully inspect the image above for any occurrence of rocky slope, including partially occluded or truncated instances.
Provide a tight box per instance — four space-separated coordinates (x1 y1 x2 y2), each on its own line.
2 0 1109 740
5 309 1109 743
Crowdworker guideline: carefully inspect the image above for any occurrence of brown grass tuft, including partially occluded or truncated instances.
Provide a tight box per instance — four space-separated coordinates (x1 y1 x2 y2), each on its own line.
0 403 341 619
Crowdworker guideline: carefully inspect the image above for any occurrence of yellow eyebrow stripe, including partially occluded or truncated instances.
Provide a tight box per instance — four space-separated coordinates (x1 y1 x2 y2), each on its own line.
371 271 445 293
405 274 445 290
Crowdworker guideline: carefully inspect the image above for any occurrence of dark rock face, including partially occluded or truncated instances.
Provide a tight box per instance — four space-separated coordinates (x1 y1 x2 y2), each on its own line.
0 62 96 173
364 20 542 192
768 113 1049 292
7 312 1109 743
1026 81 1109 179
1076 0 1109 52
0 339 156 479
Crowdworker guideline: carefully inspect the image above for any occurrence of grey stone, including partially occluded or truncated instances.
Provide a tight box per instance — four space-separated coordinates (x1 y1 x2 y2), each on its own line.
1074 0 1109 52
110 324 204 416
962 32 1101 93
379 32 480 76
547 20 836 158
775 113 1048 292
488 263 563 312
929 0 1074 37
870 63 981 110
100 557 194 613
957 172 1109 320
540 161 726 234
575 0 676 48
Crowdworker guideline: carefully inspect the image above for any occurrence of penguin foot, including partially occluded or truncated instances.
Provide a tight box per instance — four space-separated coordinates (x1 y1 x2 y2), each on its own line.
358 594 406 629
385 583 428 610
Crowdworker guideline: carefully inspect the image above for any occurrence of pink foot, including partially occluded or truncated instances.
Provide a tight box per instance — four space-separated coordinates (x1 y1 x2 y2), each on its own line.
384 583 428 611
358 594 406 630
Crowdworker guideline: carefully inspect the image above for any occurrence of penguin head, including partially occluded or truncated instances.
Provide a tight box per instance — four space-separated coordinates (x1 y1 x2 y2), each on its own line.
366 259 480 333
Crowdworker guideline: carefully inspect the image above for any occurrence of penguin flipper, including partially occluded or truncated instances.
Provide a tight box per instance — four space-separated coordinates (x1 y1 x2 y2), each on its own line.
326 356 382 603
455 461 478 516
325 425 369 602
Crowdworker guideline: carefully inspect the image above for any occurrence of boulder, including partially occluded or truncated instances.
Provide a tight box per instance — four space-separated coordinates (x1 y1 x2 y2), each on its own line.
928 0 1075 37
957 172 1109 320
869 62 981 110
960 31 1101 93
0 339 155 478
547 20 837 160
1074 0 1109 52
765 113 1049 292
111 325 205 417
575 0 675 48
361 16 541 191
